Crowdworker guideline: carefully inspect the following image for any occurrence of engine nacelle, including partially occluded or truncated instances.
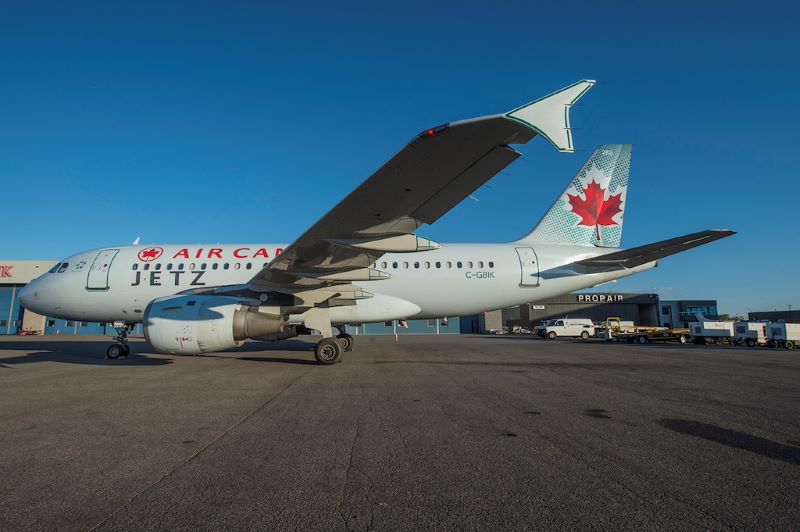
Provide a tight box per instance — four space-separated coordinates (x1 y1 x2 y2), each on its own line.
144 295 286 355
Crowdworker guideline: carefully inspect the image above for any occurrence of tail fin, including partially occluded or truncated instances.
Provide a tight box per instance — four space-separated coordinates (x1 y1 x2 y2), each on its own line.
517 144 632 247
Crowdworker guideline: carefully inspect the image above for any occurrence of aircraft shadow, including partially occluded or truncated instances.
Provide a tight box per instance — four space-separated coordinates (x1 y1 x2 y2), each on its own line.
0 343 172 367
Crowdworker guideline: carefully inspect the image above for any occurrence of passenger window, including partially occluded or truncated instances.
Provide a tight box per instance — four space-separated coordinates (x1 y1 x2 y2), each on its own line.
489 261 494 268
414 262 419 269
223 263 229 270
143 264 150 271
456 261 462 268
166 263 172 270
201 263 207 270
435 262 441 268
467 261 473 268
189 263 196 270
132 264 138 271
446 261 452 268
155 263 161 270
212 263 219 270
392 262 398 269
246 263 252 270
381 262 387 269
478 261 484 268
234 263 240 270
425 261 430 268
178 263 184 270
403 262 409 269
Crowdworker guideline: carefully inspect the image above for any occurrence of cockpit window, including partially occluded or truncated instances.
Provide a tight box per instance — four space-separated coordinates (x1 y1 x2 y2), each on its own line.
57 263 69 273
49 263 61 274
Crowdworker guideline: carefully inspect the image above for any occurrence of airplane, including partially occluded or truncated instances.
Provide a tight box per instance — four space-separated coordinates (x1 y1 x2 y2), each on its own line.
18 80 734 364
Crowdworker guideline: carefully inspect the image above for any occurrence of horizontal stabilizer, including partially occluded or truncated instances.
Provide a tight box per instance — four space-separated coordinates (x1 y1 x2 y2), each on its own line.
576 229 735 269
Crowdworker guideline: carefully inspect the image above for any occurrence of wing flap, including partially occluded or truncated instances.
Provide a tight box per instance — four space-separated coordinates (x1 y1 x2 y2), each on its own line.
576 229 735 269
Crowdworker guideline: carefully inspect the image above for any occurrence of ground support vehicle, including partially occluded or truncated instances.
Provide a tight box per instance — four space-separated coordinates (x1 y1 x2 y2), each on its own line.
766 323 800 349
689 318 735 345
734 322 768 347
542 318 595 340
616 328 691 344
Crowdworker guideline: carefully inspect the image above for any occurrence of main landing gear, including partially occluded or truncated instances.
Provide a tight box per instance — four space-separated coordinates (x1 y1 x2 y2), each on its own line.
107 323 132 359
336 326 354 352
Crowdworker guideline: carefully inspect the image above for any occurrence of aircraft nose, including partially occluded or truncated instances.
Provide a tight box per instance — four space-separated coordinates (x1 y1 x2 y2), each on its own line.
18 281 37 310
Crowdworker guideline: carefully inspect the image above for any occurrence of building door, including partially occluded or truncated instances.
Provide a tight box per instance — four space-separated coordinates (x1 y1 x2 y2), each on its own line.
515 247 539 287
86 249 119 290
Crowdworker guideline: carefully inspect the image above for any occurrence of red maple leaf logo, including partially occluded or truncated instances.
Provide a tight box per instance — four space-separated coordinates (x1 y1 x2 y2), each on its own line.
137 247 163 262
567 180 623 241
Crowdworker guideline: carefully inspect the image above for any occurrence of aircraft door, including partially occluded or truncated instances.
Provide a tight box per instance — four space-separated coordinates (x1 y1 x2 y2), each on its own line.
515 247 539 287
87 249 120 290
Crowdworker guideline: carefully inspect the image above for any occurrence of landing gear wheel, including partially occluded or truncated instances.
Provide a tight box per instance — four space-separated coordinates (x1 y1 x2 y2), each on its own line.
580 331 589 340
337 333 354 352
315 338 343 365
107 344 123 359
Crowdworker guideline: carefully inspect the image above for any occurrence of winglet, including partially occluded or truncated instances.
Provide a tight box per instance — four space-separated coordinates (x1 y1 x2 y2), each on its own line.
505 80 596 153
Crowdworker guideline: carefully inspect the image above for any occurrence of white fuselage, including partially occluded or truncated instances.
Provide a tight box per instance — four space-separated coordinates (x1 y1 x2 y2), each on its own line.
20 242 655 325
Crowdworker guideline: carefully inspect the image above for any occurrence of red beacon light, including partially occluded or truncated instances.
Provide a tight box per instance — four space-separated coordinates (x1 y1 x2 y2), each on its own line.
416 123 449 140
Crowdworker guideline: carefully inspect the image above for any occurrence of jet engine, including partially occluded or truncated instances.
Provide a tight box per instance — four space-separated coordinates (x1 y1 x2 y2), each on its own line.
144 295 290 355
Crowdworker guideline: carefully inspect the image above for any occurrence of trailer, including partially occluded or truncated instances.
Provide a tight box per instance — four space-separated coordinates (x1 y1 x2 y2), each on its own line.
766 323 800 349
688 313 735 344
733 321 768 347
601 317 690 344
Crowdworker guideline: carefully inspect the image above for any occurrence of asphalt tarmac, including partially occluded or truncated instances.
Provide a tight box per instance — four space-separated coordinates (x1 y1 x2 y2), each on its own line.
1 334 798 530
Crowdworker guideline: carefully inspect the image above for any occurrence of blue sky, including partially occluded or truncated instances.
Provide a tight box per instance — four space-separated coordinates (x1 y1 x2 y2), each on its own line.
1 1 797 315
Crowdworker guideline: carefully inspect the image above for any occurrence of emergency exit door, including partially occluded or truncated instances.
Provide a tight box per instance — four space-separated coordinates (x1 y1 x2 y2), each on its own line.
515 247 539 287
86 249 119 290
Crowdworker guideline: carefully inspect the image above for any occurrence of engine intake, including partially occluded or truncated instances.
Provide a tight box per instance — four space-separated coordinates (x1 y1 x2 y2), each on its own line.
144 295 287 355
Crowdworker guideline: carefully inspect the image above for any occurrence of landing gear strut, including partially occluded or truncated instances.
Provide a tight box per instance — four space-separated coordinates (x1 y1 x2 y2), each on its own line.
107 322 132 359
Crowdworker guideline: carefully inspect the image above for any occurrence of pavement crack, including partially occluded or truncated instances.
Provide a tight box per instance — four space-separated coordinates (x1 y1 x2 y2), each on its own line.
88 366 314 531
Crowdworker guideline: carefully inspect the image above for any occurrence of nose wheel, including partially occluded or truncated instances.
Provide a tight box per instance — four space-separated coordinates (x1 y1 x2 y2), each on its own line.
107 322 133 359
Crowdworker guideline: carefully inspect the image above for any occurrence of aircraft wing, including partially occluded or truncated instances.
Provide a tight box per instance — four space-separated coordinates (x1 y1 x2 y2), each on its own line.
575 229 736 269
249 80 596 290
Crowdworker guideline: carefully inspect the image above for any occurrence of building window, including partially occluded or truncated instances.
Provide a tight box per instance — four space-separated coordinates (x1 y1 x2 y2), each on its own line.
80 322 88 327
47 320 55 327
384 321 393 327
0 320 6 327
427 319 435 327
662 305 670 315
66 321 73 327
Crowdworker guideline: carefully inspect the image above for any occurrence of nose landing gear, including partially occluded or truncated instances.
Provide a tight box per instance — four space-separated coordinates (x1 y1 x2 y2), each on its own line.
107 322 133 359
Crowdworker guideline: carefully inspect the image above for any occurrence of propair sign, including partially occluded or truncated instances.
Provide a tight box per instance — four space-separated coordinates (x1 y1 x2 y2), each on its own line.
576 293 624 303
